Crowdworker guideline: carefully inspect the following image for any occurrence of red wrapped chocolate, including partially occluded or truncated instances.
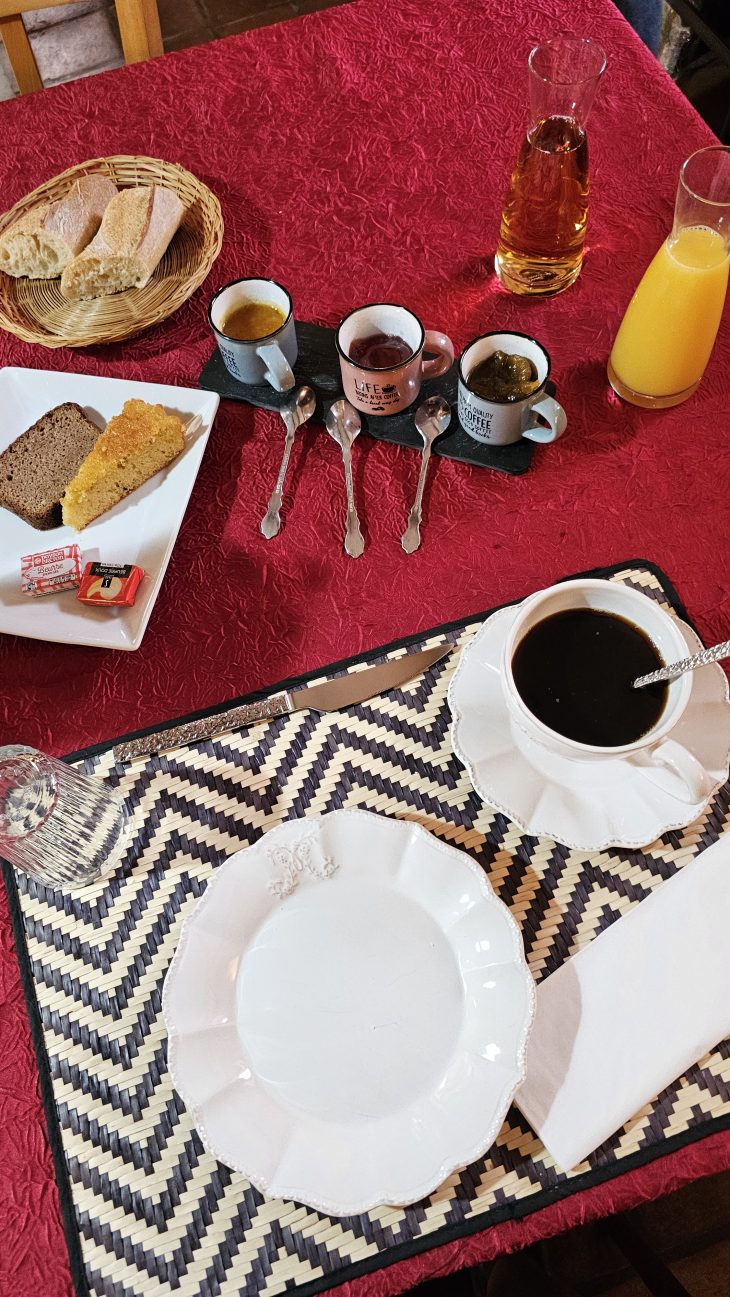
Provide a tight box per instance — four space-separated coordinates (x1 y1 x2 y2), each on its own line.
77 562 144 607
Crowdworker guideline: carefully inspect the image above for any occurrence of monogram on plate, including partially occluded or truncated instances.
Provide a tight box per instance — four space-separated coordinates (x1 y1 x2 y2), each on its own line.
266 829 338 898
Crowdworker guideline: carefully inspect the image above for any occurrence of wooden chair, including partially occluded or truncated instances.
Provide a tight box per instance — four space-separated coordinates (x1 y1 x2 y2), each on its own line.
0 0 164 95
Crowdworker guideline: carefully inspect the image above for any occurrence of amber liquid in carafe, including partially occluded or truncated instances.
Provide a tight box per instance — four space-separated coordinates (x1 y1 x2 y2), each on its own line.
495 114 589 296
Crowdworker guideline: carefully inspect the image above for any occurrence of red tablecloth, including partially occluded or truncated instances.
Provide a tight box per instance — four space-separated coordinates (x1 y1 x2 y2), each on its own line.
2 0 730 1293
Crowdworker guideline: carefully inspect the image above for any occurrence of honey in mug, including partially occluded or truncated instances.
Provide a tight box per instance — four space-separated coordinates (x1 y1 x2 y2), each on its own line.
221 301 286 341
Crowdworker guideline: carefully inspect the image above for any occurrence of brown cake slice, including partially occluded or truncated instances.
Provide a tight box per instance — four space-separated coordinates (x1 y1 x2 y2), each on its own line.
0 403 102 530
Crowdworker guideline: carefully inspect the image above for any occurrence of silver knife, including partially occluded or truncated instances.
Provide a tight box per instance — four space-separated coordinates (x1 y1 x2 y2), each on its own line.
113 643 450 763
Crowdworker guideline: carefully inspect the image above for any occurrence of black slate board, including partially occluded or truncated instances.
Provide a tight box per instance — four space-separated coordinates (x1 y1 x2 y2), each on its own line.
199 321 545 475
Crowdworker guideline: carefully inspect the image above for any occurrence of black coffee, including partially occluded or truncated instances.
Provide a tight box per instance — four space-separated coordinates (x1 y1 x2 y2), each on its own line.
511 609 668 747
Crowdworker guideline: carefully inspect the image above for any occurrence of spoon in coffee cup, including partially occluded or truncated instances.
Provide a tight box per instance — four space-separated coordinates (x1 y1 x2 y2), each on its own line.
260 385 316 539
633 637 730 689
325 399 365 558
401 396 451 554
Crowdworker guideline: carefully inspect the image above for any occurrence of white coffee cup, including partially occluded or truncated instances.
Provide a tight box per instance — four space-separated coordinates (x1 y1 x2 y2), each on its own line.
458 331 567 445
209 277 297 391
501 579 714 804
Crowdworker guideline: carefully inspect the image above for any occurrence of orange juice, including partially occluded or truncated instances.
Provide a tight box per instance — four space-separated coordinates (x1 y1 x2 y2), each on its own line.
608 225 729 407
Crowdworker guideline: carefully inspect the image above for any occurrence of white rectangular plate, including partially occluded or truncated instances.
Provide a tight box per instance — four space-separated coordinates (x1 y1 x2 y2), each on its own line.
0 368 219 651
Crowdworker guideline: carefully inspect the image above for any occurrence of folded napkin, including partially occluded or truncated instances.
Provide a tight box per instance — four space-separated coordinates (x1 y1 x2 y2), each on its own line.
516 833 730 1170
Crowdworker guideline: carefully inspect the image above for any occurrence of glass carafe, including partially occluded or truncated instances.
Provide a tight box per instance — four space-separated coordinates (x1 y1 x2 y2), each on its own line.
608 146 730 408
494 35 606 297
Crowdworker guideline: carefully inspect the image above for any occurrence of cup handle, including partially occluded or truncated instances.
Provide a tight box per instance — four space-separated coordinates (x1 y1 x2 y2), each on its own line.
631 738 715 805
256 342 296 392
523 394 567 444
421 330 454 381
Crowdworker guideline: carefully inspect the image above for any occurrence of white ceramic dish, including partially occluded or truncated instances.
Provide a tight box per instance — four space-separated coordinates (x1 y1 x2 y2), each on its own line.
164 809 536 1216
449 603 730 852
0 367 219 651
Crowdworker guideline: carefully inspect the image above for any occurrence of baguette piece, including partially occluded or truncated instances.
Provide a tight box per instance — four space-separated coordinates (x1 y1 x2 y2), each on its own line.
0 403 102 530
61 187 186 301
0 175 117 280
62 400 185 531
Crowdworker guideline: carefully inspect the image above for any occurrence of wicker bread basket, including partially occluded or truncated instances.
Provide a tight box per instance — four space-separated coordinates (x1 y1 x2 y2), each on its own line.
0 156 223 349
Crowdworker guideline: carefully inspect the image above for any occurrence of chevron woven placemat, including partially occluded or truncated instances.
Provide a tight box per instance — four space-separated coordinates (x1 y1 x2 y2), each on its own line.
5 560 730 1297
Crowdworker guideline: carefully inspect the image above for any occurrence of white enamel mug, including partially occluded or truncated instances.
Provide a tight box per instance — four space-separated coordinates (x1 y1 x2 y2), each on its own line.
501 579 715 804
209 277 297 391
458 331 567 445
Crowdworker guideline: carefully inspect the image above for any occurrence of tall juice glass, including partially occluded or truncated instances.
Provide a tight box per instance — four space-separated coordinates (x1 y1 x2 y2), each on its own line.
608 146 730 408
494 35 606 297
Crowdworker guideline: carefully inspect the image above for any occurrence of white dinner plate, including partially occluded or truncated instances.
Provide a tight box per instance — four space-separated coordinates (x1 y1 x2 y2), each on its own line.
164 810 536 1215
449 603 730 851
0 367 219 651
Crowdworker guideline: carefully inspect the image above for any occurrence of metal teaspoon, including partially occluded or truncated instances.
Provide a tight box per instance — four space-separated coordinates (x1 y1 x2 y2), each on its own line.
325 399 365 558
401 396 451 554
633 637 730 689
260 385 317 539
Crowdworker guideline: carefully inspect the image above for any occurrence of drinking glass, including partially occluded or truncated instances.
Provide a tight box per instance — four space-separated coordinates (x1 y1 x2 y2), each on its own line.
494 35 607 296
608 146 730 408
0 745 128 888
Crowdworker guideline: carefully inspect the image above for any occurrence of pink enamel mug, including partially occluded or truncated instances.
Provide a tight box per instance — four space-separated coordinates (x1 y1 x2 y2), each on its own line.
336 303 454 416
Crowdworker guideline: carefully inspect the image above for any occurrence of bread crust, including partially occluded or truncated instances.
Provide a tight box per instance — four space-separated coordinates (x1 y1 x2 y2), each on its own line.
60 186 186 301
0 175 117 280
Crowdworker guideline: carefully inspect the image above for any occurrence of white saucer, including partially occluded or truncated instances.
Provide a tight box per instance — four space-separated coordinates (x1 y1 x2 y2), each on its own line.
448 604 730 852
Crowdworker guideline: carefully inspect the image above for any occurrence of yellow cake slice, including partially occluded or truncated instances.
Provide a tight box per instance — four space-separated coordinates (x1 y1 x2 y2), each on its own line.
61 399 185 531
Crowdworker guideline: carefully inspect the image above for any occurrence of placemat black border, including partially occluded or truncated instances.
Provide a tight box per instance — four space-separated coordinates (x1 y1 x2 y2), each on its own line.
5 557 729 1297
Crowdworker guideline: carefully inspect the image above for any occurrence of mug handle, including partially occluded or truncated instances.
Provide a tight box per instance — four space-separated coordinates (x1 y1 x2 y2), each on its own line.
523 394 567 444
631 738 715 805
256 342 296 392
421 330 454 381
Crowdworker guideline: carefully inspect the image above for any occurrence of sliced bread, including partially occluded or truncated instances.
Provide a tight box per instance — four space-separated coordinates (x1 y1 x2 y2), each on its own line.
0 175 117 280
60 186 186 301
62 400 185 531
0 403 102 530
